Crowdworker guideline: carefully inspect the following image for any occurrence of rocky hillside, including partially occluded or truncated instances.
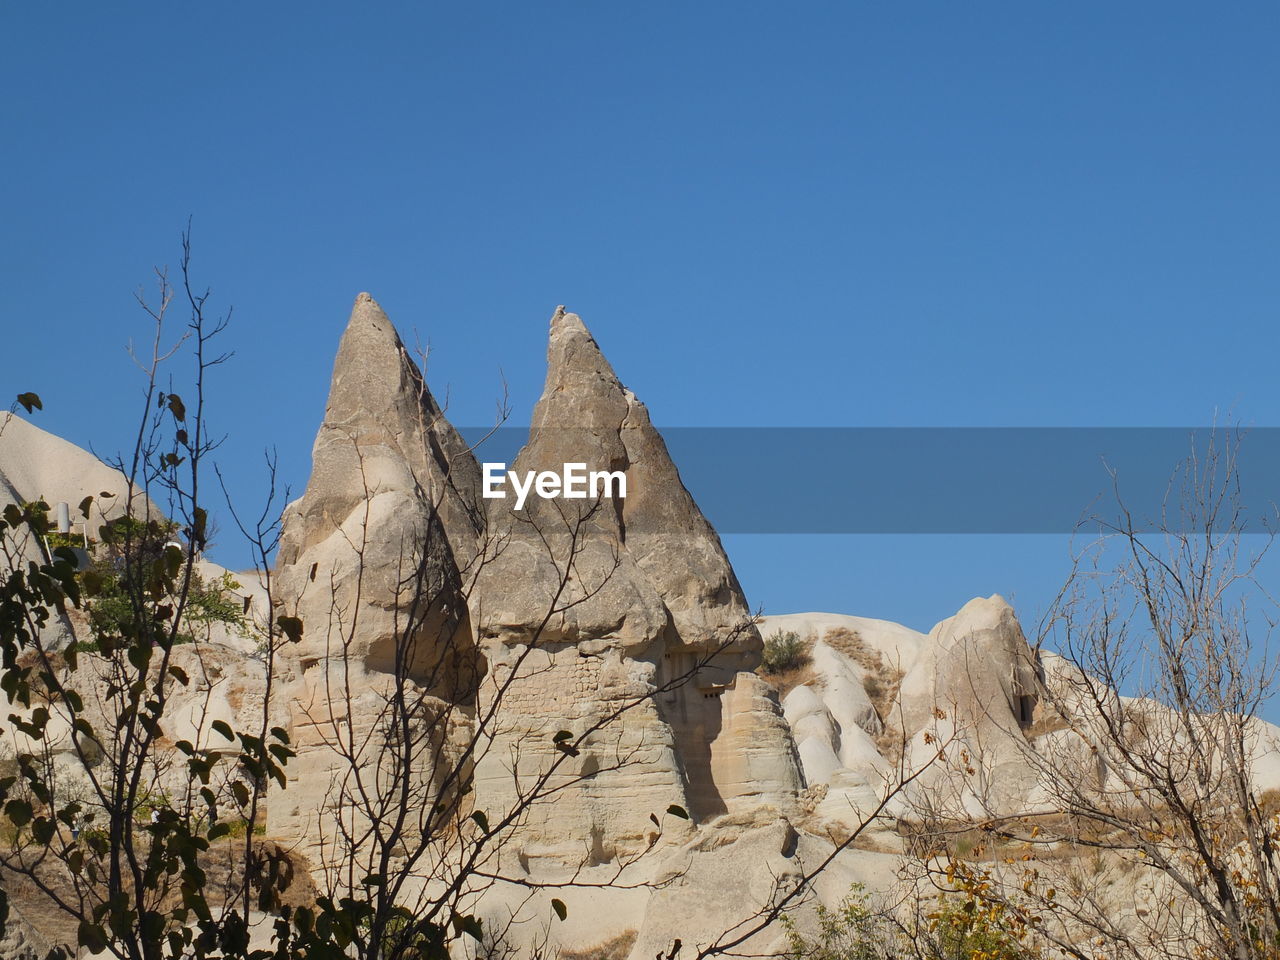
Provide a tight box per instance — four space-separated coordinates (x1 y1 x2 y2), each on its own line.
3 297 1280 959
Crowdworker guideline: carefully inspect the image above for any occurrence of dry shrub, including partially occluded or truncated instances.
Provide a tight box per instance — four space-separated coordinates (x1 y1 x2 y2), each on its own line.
758 630 817 698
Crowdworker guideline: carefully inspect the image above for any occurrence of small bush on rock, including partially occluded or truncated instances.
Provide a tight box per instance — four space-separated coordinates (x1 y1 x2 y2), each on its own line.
762 629 809 674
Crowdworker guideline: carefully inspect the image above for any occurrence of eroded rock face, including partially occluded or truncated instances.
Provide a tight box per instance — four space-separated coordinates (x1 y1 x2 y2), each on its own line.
0 900 61 960
890 595 1043 818
272 297 800 871
269 294 485 858
470 309 671 649
275 293 483 685
896 595 1040 741
0 413 156 526
472 308 801 846
758 601 1045 828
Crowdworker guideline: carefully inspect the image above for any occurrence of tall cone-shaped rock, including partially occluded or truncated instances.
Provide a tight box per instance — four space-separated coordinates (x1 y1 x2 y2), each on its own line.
270 294 483 856
473 308 671 648
275 293 483 683
471 308 800 850
475 307 760 658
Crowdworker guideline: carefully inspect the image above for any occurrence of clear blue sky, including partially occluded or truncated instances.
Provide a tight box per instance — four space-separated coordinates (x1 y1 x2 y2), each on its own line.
2 3 1277 636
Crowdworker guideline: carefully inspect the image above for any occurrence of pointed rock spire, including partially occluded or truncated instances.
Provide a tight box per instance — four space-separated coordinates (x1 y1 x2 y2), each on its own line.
522 306 759 653
473 308 669 647
280 293 483 574
275 293 483 678
474 305 760 655
472 307 800 831
270 294 486 857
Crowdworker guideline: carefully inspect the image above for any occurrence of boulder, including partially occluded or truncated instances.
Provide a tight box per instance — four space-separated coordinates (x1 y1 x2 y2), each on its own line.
890 597 1042 817
895 595 1040 743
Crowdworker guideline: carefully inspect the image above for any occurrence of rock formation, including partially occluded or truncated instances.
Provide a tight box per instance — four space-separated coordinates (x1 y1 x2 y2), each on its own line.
268 293 485 856
892 595 1043 817
0 412 156 650
274 292 484 680
0 412 153 527
470 307 802 865
760 601 1046 825
0 900 61 960
12 295 1278 959
268 299 804 870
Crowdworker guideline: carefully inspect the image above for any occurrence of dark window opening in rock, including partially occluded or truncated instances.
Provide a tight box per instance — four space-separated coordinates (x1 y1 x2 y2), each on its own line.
1017 694 1035 726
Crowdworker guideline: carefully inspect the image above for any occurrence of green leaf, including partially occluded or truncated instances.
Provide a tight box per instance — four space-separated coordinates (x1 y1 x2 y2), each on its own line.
78 920 107 954
31 817 54 845
551 898 567 921
211 720 234 741
5 798 32 827
15 393 42 415
51 545 79 568
665 804 689 820
554 737 580 757
455 912 484 941
268 743 295 764
189 506 207 548
552 730 573 743
470 810 489 833
81 569 103 596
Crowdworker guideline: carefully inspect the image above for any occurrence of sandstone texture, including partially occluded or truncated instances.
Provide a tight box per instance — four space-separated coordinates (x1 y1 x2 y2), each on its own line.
268 294 484 857
471 307 802 857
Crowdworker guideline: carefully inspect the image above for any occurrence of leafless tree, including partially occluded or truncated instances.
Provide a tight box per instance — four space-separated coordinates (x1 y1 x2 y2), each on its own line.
903 431 1280 960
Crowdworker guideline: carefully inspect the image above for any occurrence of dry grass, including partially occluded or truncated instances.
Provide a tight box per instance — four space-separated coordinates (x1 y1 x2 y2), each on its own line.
559 929 638 960
1025 708 1072 739
763 659 817 699
1259 788 1280 817
822 627 905 724
898 809 1151 867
